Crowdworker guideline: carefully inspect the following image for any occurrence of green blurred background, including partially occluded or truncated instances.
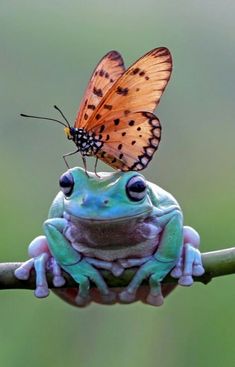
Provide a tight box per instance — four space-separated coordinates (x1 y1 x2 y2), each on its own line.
1 1 235 366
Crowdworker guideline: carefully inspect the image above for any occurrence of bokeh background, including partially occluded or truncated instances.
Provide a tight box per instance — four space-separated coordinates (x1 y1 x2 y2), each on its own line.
1 1 235 366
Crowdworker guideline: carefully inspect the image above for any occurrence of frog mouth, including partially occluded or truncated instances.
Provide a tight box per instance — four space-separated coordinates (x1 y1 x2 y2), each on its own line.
63 210 152 224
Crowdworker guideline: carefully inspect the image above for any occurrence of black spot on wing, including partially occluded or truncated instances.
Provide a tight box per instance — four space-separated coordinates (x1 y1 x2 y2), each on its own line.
131 68 140 75
87 104 96 110
99 125 105 133
93 87 103 97
116 86 129 96
104 104 112 110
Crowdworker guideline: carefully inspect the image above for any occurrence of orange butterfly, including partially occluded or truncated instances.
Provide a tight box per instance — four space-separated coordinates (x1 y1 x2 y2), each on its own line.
21 47 172 172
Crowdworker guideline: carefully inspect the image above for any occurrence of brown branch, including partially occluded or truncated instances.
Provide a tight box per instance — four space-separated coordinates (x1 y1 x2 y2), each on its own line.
0 248 235 291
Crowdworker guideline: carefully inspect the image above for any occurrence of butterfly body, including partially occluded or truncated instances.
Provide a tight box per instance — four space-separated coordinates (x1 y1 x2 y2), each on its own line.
64 127 103 156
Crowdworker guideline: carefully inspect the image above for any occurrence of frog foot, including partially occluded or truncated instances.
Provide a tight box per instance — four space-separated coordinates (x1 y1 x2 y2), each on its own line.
119 257 172 306
62 259 116 306
171 243 205 286
14 236 66 298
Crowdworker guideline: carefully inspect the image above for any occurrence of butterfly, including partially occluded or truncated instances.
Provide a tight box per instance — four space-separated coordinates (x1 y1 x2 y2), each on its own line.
21 47 172 173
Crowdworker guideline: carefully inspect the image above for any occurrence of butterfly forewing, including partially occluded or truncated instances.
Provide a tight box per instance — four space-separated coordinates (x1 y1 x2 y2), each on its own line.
95 111 161 170
83 47 172 131
75 51 125 129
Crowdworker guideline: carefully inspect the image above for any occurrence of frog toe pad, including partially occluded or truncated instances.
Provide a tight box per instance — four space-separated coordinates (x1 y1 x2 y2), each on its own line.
146 293 164 306
35 285 50 298
178 275 194 286
119 290 136 303
53 275 66 287
14 267 30 280
75 294 91 307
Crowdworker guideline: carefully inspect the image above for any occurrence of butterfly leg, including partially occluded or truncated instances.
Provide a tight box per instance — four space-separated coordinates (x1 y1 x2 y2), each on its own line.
81 156 90 177
94 157 101 178
63 149 79 168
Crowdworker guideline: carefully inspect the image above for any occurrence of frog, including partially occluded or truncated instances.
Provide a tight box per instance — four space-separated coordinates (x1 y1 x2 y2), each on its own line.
15 167 205 307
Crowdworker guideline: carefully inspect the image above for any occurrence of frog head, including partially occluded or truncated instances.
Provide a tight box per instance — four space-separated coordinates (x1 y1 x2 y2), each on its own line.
58 167 153 221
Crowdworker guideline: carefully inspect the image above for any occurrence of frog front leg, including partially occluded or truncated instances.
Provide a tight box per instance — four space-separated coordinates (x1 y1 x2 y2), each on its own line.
43 218 115 305
120 208 183 306
15 235 66 297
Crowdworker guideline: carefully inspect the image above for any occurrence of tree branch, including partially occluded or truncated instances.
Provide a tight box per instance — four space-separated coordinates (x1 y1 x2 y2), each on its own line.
0 248 235 291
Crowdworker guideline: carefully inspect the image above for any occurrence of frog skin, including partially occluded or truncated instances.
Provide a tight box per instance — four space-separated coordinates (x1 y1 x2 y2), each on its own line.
15 167 204 307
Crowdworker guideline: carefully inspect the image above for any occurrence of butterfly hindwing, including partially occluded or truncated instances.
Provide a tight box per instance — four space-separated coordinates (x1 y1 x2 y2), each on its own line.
75 51 125 129
83 47 172 131
95 111 161 170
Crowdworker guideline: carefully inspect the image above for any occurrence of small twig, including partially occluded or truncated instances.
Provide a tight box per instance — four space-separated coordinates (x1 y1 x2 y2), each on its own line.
0 248 235 291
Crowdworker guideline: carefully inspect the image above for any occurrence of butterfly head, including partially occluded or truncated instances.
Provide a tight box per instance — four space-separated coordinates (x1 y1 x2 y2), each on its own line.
64 126 75 140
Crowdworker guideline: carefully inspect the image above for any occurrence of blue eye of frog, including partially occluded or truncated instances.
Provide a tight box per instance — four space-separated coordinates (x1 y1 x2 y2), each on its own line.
126 175 147 202
59 172 74 197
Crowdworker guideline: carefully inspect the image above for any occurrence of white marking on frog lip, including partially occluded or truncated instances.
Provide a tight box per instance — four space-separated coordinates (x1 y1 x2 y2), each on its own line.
63 212 71 221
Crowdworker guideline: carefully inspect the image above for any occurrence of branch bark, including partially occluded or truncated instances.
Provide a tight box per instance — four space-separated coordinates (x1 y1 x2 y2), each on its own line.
0 248 235 291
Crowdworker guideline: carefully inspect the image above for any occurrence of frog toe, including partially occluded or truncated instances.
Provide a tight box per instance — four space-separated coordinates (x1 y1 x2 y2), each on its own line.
14 258 34 280
75 294 91 307
35 285 50 298
192 249 205 276
146 293 164 306
49 258 66 287
170 266 182 278
192 264 205 276
178 243 205 285
178 274 193 286
119 289 136 303
101 291 116 304
53 275 66 287
147 274 164 306
14 267 30 280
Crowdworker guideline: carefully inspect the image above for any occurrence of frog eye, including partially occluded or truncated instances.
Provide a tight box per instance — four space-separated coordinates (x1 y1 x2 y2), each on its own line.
59 172 74 196
126 175 147 201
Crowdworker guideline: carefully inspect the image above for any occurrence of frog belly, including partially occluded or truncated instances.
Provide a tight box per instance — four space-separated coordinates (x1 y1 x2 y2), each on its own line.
63 216 162 261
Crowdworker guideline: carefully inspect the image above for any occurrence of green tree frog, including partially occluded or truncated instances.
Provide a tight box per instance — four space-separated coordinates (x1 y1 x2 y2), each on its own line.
15 167 204 307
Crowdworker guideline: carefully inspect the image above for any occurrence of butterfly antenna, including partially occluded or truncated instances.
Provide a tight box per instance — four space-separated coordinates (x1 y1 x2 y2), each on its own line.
54 105 71 128
20 113 67 127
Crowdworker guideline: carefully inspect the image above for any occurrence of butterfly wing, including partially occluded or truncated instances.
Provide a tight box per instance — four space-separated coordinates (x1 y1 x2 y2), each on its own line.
75 51 125 129
83 47 172 131
95 111 161 170
85 47 172 170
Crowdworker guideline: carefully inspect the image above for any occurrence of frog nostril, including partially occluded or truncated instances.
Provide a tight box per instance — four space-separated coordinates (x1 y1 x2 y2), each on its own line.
103 199 109 205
